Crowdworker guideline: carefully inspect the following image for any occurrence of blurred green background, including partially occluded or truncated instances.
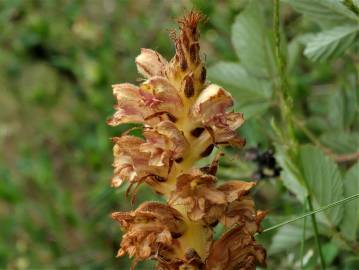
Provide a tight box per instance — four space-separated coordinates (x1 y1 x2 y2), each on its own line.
0 0 242 269
1 0 359 269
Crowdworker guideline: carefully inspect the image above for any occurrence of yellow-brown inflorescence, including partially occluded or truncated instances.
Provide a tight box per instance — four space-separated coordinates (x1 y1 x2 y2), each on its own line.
108 11 266 270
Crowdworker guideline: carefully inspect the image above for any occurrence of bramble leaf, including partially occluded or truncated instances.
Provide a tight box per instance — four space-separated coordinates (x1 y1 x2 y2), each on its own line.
208 62 272 118
231 0 276 78
282 0 359 26
340 162 359 241
299 145 344 226
304 24 359 62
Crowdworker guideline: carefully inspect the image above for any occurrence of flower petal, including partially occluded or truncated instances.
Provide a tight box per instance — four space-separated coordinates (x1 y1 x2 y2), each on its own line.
112 202 186 263
218 181 256 202
108 83 152 126
136 48 168 78
111 135 165 188
192 84 233 122
141 76 183 117
140 121 189 167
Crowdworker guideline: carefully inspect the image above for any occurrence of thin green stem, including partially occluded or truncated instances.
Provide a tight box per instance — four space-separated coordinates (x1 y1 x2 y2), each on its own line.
272 1 325 268
262 193 359 233
307 196 326 270
300 201 307 269
273 0 295 142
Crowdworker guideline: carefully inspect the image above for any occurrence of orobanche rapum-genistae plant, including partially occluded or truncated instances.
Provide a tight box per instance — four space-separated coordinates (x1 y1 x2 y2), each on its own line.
108 12 266 270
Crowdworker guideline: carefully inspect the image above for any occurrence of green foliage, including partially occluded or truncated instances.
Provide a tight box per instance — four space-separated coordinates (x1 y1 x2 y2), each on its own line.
231 0 277 78
208 62 272 118
304 24 359 61
299 145 344 226
270 221 313 254
282 0 359 26
340 162 359 241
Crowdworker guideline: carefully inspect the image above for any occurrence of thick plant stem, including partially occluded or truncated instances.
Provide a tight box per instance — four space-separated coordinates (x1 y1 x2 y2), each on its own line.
272 0 325 269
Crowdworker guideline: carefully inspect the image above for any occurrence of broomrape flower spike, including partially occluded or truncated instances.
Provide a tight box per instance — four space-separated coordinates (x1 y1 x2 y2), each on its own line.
108 11 266 270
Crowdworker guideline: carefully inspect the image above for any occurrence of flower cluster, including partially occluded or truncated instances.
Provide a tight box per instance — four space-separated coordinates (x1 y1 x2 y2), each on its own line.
108 11 266 270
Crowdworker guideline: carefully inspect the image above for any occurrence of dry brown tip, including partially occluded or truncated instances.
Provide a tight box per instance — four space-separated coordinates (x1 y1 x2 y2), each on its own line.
178 10 205 29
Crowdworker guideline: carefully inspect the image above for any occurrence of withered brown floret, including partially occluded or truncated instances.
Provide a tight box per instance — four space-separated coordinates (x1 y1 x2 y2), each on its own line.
112 202 187 268
205 226 266 270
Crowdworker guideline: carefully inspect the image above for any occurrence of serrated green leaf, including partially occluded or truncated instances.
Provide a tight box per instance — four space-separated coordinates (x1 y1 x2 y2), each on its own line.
320 132 359 154
208 62 272 118
340 162 359 241
299 145 344 226
304 24 359 62
231 0 276 78
270 221 313 254
328 88 346 130
282 0 359 27
327 85 357 130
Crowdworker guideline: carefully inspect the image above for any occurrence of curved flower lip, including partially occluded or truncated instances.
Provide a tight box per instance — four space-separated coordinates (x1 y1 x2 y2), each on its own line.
136 48 168 78
192 84 233 121
169 169 227 221
191 84 245 147
112 201 185 228
218 181 256 203
111 135 167 190
108 77 185 127
140 76 184 119
219 197 258 233
141 121 189 167
107 83 153 126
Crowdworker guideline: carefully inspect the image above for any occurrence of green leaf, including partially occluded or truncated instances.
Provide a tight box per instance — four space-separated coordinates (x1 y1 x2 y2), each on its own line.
299 145 344 226
326 86 357 130
208 62 272 118
270 221 313 254
304 24 359 62
287 37 302 73
340 162 359 241
275 144 307 202
322 242 339 265
282 0 359 26
231 0 276 78
320 132 359 154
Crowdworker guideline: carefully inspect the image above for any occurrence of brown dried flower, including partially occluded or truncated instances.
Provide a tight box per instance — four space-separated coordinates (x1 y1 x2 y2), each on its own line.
205 226 266 270
108 10 266 270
